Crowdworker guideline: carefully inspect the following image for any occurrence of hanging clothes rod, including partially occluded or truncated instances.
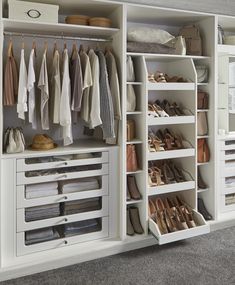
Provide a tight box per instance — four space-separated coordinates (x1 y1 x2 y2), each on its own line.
3 31 112 42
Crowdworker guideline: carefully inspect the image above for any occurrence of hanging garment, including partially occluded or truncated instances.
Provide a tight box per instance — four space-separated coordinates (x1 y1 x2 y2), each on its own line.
27 48 37 129
88 49 102 128
80 49 93 123
51 49 61 124
70 49 83 112
38 51 49 130
3 42 18 106
60 49 73 146
17 49 28 120
105 50 121 120
96 50 115 139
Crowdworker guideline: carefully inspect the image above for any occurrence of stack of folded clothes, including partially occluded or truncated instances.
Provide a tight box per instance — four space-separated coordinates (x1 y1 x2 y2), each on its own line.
64 219 100 237
25 227 60 245
63 198 100 215
25 182 58 199
59 178 99 194
225 193 235 205
25 204 61 222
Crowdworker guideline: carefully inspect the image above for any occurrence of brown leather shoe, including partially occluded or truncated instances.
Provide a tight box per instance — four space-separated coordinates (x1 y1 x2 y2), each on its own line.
127 208 135 236
127 175 141 200
129 207 144 234
126 144 138 172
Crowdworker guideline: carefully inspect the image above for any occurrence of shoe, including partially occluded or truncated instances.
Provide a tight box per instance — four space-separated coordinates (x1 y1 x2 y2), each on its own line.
155 210 168 234
164 208 177 232
148 74 157 83
198 198 212 220
164 197 176 214
154 71 167 83
163 162 176 184
152 167 165 186
155 198 165 212
198 169 207 189
172 102 184 116
127 208 135 236
127 175 141 200
148 135 156 152
129 207 144 234
148 199 157 218
148 104 159 118
171 164 185 183
174 207 189 230
152 103 169 117
162 100 177 116
126 185 131 201
181 205 196 228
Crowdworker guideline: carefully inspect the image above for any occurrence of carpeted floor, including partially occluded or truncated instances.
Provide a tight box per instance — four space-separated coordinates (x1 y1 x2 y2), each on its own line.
2 227 235 285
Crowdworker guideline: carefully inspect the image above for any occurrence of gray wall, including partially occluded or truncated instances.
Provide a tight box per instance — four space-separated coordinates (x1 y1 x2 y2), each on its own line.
115 0 235 16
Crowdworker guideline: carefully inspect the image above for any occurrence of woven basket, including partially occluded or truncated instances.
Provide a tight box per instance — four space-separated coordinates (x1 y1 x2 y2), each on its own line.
65 15 90 26
89 17 111 28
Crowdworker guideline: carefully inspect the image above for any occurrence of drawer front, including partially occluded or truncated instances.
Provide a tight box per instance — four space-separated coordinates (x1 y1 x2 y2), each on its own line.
17 175 109 209
17 217 109 256
17 196 109 232
17 152 109 172
16 164 109 185
220 194 235 213
220 140 235 151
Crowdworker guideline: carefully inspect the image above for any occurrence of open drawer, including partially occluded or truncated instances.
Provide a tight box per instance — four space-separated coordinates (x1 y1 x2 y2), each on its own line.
17 217 109 256
149 210 209 245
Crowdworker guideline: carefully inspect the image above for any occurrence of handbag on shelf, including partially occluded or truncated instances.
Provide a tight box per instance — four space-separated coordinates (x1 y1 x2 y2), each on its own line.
195 65 209 83
198 90 209 109
197 112 208 136
4 127 25 154
127 85 136 112
198 138 210 163
179 25 202 56
127 119 135 142
126 144 138 172
126 56 135 82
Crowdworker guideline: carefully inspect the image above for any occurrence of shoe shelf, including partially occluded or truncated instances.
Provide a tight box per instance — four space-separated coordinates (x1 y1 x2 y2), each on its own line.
147 82 195 91
148 116 195 126
197 188 209 194
197 135 209 139
126 139 143 145
147 181 196 196
197 162 210 166
197 109 209 112
149 211 209 245
126 199 143 205
126 170 143 175
126 82 142 85
197 83 209 86
147 149 195 161
126 111 142 115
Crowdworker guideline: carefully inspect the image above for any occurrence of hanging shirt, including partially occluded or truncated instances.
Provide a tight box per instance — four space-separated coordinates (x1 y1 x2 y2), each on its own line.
96 50 115 139
70 50 83 112
38 51 49 130
105 50 121 120
27 48 37 129
3 49 18 106
60 49 73 146
88 49 102 128
51 50 61 124
17 49 28 120
80 50 93 123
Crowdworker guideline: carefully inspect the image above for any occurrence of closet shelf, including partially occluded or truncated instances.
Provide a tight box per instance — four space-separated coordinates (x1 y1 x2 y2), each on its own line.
1 140 117 159
197 162 210 166
218 44 235 54
126 170 143 175
126 52 210 61
197 83 209 86
2 19 119 39
126 82 142 85
147 82 195 91
147 181 195 196
126 139 142 144
126 111 142 115
126 199 143 205
147 149 195 160
148 116 195 126
197 109 209 112
197 135 209 139
197 188 209 193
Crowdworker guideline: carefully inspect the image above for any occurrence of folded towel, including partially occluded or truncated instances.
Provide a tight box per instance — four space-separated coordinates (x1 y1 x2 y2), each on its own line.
26 182 58 192
26 189 58 199
25 228 60 245
64 206 100 215
59 178 99 193
65 219 98 231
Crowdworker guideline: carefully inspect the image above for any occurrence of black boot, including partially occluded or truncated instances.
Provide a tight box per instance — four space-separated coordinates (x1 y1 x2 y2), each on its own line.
198 198 212 220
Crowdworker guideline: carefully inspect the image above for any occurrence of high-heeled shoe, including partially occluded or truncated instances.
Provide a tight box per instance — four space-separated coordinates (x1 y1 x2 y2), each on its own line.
164 208 177 232
153 103 169 117
148 135 156 152
152 167 165 186
129 207 144 234
154 71 167 83
163 162 176 184
148 199 157 218
172 102 184 116
148 74 157 83
152 135 165 152
148 168 157 186
170 164 185 183
126 185 131 201
155 210 168 234
164 197 176 214
174 207 189 230
181 205 196 228
198 198 212 220
127 175 141 200
162 100 177 116
155 198 165 212
148 104 159 118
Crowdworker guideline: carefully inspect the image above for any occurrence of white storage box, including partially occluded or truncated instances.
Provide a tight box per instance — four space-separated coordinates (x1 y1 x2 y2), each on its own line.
8 0 59 23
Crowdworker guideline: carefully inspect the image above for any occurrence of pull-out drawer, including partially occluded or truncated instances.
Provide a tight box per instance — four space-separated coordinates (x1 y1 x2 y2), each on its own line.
220 150 235 161
17 175 109 208
17 217 109 256
17 152 109 172
17 164 109 185
149 210 209 245
220 140 235 151
17 196 109 232
220 193 235 213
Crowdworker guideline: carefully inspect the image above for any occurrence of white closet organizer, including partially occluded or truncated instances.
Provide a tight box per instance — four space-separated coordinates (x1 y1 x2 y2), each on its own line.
0 0 235 281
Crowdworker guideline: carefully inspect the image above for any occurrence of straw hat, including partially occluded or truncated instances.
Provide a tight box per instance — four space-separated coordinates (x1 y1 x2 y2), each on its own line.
29 134 57 151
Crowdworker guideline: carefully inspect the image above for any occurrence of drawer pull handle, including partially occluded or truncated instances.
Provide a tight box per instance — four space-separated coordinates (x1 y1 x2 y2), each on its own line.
64 196 68 200
57 175 67 180
64 218 68 222
64 162 68 166
64 240 68 245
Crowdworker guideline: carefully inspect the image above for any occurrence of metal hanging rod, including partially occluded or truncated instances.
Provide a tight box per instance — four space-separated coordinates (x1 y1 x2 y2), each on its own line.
3 31 112 42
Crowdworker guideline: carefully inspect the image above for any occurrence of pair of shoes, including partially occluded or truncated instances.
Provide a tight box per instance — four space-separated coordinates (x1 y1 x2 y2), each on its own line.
148 131 165 152
198 198 212 220
127 207 144 235
148 167 165 186
156 99 193 117
126 175 141 201
148 103 169 118
148 196 197 234
165 74 187 82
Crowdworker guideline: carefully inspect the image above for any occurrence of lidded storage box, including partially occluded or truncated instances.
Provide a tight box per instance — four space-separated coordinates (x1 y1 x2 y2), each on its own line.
8 0 59 23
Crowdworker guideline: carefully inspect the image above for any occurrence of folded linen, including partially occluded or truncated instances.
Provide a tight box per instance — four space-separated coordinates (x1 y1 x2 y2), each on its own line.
25 228 60 245
64 206 100 215
64 219 100 236
25 204 60 222
26 182 58 192
59 178 99 194
26 189 58 199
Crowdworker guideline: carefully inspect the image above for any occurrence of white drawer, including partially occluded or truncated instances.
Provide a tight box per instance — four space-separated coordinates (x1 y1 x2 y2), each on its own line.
17 217 109 256
220 150 235 161
220 193 235 213
17 152 109 172
17 164 109 185
17 175 109 209
149 210 209 245
220 140 235 151
17 196 109 232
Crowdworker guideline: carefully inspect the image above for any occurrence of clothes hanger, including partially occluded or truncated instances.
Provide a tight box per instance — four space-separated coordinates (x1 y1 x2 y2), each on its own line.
71 41 77 58
53 40 58 56
32 37 37 57
7 38 13 57
44 41 48 54
21 34 25 49
79 44 84 53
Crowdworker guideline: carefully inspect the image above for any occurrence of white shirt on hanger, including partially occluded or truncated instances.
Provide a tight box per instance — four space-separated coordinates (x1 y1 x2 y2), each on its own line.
27 48 37 129
51 50 61 124
60 49 73 146
38 50 49 130
17 49 28 120
88 49 102 128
